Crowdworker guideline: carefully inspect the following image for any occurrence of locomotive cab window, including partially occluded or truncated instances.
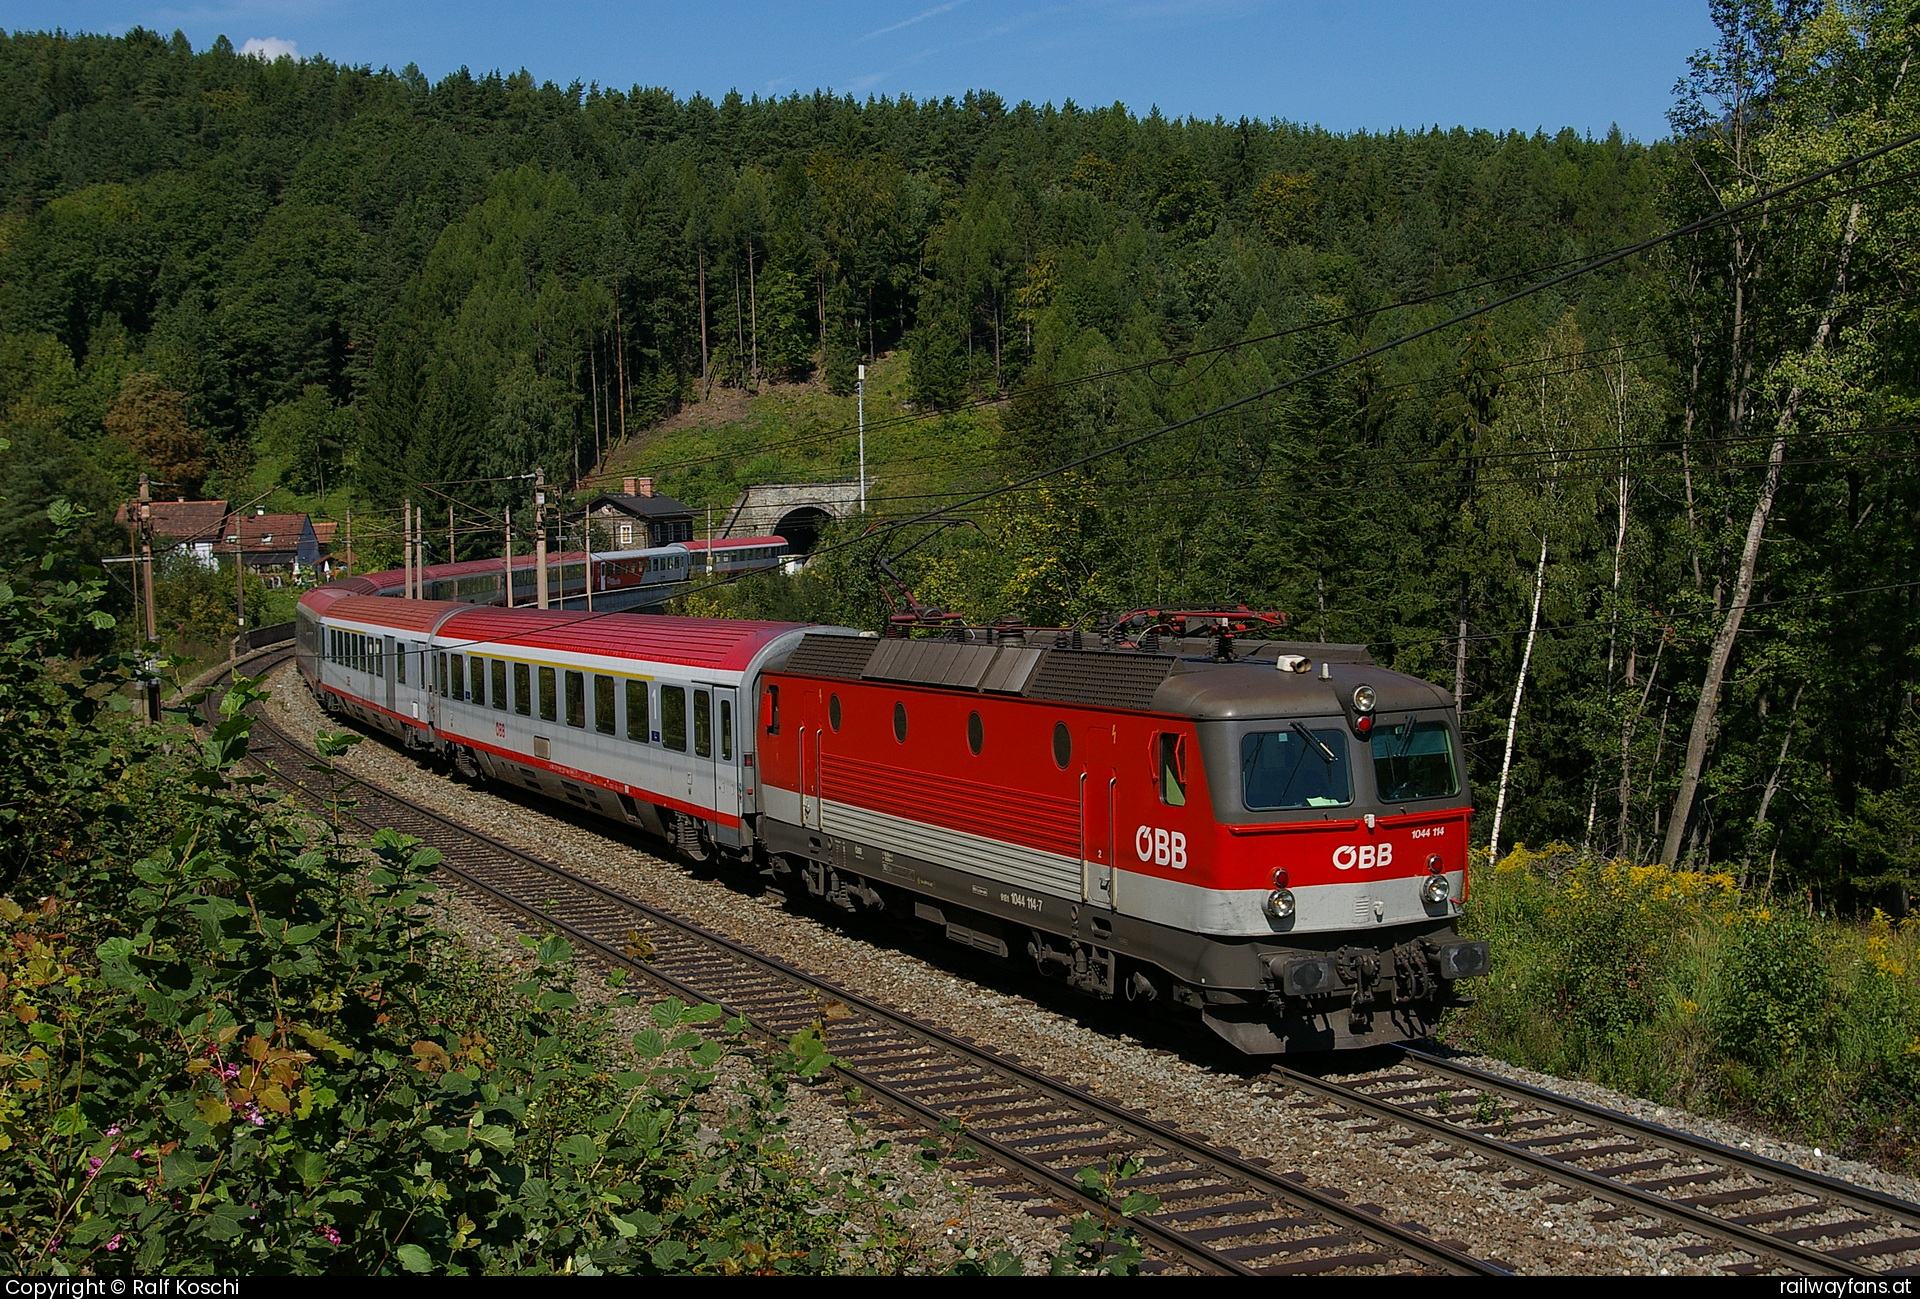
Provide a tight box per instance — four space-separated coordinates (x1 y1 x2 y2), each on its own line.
1242 724 1352 811
661 686 687 752
1371 719 1460 802
1157 733 1188 807
514 662 531 716
538 666 557 722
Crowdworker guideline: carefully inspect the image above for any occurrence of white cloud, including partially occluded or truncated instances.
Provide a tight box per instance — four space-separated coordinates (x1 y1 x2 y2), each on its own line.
862 0 967 42
239 36 299 61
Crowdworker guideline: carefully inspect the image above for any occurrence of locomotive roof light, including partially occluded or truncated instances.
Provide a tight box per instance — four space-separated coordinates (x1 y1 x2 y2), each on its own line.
1275 654 1312 674
1352 685 1376 713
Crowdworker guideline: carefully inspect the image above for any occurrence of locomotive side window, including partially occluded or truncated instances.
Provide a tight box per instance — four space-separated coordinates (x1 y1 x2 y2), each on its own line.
1157 733 1187 807
627 679 649 742
893 701 908 743
661 686 687 751
1052 721 1071 769
1241 725 1352 811
1371 719 1459 802
514 662 531 716
967 710 983 756
763 683 780 735
565 670 586 728
720 699 733 761
594 675 616 735
828 694 842 731
538 666 557 721
491 658 508 710
694 689 712 758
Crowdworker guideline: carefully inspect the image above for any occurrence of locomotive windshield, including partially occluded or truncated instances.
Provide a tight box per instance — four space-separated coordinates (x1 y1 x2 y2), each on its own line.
1241 725 1352 810
1371 718 1459 801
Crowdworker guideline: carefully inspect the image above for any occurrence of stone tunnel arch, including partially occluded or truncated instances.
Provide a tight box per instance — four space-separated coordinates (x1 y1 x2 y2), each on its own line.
772 506 833 557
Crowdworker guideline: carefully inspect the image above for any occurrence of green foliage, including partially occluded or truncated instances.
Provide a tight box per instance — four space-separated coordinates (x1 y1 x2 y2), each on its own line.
1452 845 1920 1167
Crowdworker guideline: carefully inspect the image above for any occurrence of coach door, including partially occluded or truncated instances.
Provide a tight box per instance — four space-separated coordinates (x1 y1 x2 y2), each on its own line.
1080 723 1118 910
709 686 740 824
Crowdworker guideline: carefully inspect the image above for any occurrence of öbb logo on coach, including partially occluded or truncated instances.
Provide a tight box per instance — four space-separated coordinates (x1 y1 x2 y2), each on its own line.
1332 842 1394 870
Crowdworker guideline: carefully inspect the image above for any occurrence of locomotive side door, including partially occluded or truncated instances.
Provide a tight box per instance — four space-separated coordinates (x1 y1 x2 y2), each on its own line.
799 720 820 828
1080 723 1118 910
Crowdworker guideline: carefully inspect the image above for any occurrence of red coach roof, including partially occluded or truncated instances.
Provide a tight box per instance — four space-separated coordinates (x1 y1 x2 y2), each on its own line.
438 606 809 672
325 595 469 632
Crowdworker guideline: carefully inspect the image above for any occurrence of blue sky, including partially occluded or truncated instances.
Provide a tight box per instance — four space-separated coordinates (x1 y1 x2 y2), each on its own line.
3 1 1716 140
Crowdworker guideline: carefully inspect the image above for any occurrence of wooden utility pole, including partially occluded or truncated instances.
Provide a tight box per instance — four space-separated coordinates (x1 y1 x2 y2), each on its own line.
504 506 515 608
447 502 455 569
233 514 246 636
137 474 159 723
403 497 413 598
534 469 549 610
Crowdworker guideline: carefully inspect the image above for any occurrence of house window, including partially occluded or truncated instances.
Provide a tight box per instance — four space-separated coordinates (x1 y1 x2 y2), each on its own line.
618 523 633 546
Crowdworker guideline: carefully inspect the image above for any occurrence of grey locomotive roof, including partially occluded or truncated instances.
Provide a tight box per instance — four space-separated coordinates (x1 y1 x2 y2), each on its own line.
775 632 1451 720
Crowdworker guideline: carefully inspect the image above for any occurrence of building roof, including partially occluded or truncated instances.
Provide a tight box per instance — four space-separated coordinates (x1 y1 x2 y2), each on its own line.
589 491 694 519
113 499 230 545
312 520 340 547
216 513 316 555
684 535 787 552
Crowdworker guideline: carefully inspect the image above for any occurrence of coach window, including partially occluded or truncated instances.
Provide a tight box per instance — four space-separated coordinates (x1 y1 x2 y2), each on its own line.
661 686 687 752
1052 721 1071 769
437 652 448 697
694 689 712 758
893 701 908 744
373 642 384 679
763 683 780 735
967 710 984 756
470 657 485 707
514 662 531 716
491 658 508 710
1157 733 1188 807
626 679 649 742
720 699 733 761
450 654 465 701
594 674 616 735
828 694 842 731
565 670 586 728
396 643 407 685
538 666 557 721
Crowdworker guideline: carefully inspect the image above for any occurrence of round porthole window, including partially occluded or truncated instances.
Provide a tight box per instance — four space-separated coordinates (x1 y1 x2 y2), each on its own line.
1052 721 1071 769
829 694 842 731
893 701 908 743
967 710 984 756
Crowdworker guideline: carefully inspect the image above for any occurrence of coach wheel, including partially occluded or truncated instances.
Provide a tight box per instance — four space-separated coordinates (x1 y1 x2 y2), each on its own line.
671 811 711 862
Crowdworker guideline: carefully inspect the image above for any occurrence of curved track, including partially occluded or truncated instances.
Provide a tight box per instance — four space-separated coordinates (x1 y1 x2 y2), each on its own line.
1265 1050 1920 1276
218 647 1500 1278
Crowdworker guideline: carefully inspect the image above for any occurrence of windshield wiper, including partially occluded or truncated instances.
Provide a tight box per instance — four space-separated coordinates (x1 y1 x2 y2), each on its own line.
1291 721 1337 764
1393 713 1420 759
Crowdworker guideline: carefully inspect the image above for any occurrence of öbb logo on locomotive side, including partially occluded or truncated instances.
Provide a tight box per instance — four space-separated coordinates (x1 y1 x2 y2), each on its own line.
1332 842 1394 870
1134 826 1188 869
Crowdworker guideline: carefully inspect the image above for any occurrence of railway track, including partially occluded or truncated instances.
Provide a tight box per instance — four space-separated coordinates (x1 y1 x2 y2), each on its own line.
1264 1051 1920 1276
217 648 1500 1277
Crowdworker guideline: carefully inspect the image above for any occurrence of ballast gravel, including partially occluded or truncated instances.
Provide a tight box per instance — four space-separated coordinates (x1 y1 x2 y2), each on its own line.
260 662 1919 1274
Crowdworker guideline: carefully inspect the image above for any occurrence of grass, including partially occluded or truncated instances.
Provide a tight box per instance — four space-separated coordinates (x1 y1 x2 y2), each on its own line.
1447 844 1920 1171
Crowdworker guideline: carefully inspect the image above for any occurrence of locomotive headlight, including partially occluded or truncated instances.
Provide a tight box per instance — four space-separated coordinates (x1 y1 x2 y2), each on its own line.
1263 888 1296 920
1353 685 1376 713
1422 874 1451 904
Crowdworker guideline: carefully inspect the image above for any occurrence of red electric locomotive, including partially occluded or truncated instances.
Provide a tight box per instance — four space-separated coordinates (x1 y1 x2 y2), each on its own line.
297 564 1487 1053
